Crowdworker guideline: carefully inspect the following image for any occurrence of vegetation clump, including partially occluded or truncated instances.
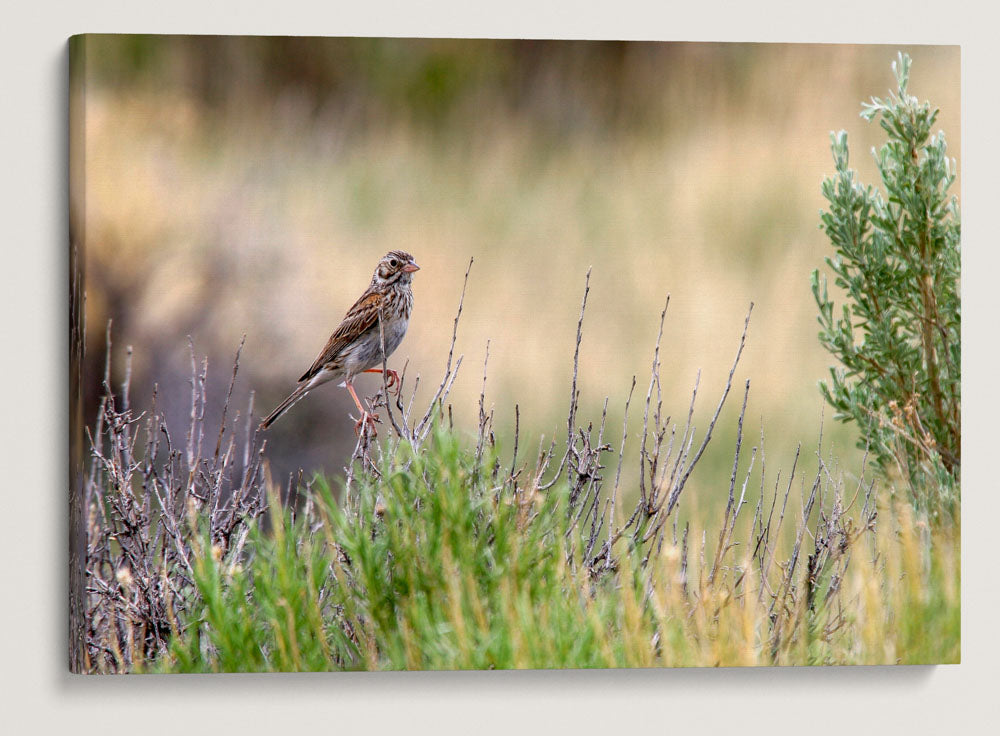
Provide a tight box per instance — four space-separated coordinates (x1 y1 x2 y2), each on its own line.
812 53 960 516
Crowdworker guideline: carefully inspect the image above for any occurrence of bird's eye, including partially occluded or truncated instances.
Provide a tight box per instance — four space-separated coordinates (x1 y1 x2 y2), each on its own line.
389 258 398 267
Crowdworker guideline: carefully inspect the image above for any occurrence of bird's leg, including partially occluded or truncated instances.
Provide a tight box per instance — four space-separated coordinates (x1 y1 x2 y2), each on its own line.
345 380 380 436
363 367 401 395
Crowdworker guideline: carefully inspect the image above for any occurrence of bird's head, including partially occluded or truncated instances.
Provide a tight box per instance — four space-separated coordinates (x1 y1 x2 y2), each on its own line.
373 250 420 285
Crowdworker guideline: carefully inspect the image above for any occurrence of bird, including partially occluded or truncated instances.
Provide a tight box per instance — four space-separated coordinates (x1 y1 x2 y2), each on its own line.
260 250 419 434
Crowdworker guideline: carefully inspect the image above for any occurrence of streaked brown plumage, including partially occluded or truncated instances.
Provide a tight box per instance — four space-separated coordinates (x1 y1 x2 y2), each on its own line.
260 250 419 433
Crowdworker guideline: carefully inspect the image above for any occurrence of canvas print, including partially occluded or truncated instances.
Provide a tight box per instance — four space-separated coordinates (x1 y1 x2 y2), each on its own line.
68 36 960 673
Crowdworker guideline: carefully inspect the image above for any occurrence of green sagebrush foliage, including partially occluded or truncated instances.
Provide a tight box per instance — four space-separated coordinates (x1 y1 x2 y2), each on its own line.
162 429 649 672
158 425 959 673
811 53 960 514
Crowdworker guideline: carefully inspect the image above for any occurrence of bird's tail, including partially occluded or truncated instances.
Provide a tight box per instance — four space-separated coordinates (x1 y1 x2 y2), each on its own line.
260 384 310 430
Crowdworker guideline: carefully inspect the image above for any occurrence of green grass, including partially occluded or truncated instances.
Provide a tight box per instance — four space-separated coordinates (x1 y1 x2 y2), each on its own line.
157 428 959 672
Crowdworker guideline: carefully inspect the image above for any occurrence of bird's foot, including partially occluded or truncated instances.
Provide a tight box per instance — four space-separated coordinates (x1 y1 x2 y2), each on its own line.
384 369 401 395
363 368 402 396
354 411 381 437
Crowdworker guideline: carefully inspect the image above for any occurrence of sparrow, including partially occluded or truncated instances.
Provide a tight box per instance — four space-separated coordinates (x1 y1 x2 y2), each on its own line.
260 250 419 434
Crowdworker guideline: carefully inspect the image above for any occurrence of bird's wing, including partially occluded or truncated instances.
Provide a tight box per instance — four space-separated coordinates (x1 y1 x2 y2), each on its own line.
298 289 384 382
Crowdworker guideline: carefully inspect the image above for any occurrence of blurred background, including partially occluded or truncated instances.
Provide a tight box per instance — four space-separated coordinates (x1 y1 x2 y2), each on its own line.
74 36 960 512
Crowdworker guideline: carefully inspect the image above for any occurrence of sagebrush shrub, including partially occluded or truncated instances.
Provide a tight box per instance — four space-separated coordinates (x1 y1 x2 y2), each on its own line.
812 53 960 514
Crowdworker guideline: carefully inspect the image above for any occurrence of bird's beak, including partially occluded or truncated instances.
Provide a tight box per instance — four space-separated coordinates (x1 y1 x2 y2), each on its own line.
403 261 420 273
